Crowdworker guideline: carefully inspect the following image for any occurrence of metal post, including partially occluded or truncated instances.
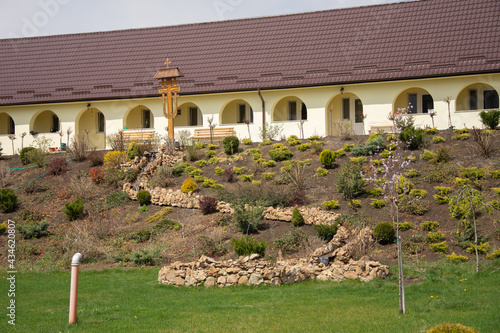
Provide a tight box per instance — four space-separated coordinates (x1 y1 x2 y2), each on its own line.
69 253 82 324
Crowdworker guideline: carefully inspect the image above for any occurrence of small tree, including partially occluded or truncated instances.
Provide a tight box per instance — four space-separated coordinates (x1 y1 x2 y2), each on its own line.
66 127 73 147
20 132 27 150
243 118 251 140
8 135 16 155
207 116 217 144
444 96 453 129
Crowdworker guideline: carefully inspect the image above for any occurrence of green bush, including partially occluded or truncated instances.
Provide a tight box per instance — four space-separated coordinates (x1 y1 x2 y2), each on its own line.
491 170 500 179
319 150 336 169
452 133 469 140
17 220 50 239
323 200 340 210
352 136 385 156
262 172 275 180
421 221 440 231
425 127 437 135
207 144 219 150
367 187 384 197
0 188 18 213
19 147 36 165
181 178 199 193
232 166 246 175
106 191 130 208
405 200 430 216
400 127 425 150
395 222 413 231
136 190 151 206
233 203 265 234
274 228 308 253
291 207 305 227
435 186 452 195
286 135 301 146
268 146 293 161
336 161 366 200
487 249 500 259
64 199 84 221
461 167 486 180
454 128 469 134
372 159 383 167
432 136 446 144
231 236 268 257
129 229 152 243
370 199 385 209
429 241 448 253
349 200 362 208
196 159 208 168
130 249 160 266
405 169 420 178
314 223 338 242
240 174 254 182
421 150 437 161
373 222 395 245
466 242 490 255
259 139 272 146
426 231 445 243
297 143 311 152
479 109 500 129
316 167 328 177
241 139 252 145
434 195 450 205
205 150 217 158
127 141 140 160
410 189 427 198
222 136 240 155
349 156 367 164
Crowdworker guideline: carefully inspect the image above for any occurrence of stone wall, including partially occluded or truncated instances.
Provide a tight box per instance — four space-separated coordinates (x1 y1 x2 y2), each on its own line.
158 255 389 287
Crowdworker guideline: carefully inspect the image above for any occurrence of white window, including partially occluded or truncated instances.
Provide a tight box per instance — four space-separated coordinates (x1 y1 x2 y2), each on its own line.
142 109 152 128
469 89 499 110
288 101 307 121
97 112 105 133
408 93 434 114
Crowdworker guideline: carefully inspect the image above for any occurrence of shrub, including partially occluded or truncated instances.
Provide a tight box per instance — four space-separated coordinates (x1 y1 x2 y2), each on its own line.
491 170 500 179
149 165 174 188
487 249 500 259
64 199 84 221
446 252 469 263
435 186 452 195
129 228 151 243
233 203 266 234
349 157 367 165
349 200 362 208
479 109 500 129
308 135 320 141
222 136 240 155
68 134 88 162
421 221 439 231
199 196 218 215
426 322 478 333
196 160 208 168
432 136 446 144
145 207 173 223
0 189 18 213
26 148 46 167
106 191 130 208
430 241 448 253
421 150 437 161
352 136 385 156
136 190 151 206
316 167 328 177
425 127 437 135
208 144 219 150
297 143 311 152
372 159 383 167
291 207 305 227
454 177 467 185
17 220 50 239
209 157 220 165
370 199 385 209
336 161 366 200
454 128 469 134
0 222 6 234
185 142 200 161
263 172 275 180
400 126 425 150
20 147 36 165
127 141 140 160
423 164 459 183
410 189 427 198
286 135 301 146
426 231 445 243
89 167 105 184
130 249 160 266
373 222 395 245
461 167 486 180
314 223 338 242
405 169 420 178
187 168 202 177
264 160 276 168
395 222 413 231
205 150 216 159
493 187 500 196
259 139 272 146
434 195 450 205
323 200 340 210
268 146 294 161
310 141 325 155
232 166 246 175
406 200 430 215
452 133 469 140
87 149 104 166
103 151 127 170
241 139 252 145
231 236 268 257
367 187 384 197
240 174 254 182
274 228 308 253
466 242 490 255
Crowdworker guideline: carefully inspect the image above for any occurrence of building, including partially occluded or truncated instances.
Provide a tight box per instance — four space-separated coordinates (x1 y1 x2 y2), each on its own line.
0 0 499 153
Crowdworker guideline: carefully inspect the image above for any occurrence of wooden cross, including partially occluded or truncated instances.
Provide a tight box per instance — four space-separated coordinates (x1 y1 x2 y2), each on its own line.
164 58 172 68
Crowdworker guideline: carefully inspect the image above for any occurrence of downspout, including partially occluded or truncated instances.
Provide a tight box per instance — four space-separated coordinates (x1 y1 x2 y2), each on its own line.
258 88 266 140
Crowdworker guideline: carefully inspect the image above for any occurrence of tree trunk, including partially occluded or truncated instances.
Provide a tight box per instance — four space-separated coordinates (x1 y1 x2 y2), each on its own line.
396 209 406 314
470 196 479 273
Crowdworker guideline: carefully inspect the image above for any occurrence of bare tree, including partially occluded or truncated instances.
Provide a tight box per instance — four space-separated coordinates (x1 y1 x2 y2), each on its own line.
207 116 217 144
243 118 251 140
7 135 16 155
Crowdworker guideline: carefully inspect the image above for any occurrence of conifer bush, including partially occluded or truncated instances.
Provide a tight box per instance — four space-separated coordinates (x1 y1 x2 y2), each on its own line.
291 207 305 227
19 147 36 165
222 136 239 155
319 149 336 169
314 223 338 242
64 199 84 221
231 236 268 257
479 109 500 129
181 177 199 193
136 190 151 206
0 188 18 213
127 141 140 160
373 222 395 245
17 220 50 239
426 322 478 333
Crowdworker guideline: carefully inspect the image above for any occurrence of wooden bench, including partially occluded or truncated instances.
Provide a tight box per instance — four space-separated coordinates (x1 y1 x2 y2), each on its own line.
369 123 394 134
122 129 156 144
193 127 235 142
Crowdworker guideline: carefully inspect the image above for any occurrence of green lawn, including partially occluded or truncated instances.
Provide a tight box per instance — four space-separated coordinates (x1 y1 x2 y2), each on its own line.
1 262 499 332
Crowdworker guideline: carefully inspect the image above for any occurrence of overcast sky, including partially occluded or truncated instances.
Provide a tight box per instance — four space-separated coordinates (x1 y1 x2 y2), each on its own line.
1 0 413 39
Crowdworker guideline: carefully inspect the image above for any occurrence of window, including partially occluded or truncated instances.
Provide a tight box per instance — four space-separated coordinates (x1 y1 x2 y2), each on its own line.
484 90 499 109
288 101 297 120
355 99 364 123
408 94 417 113
301 103 307 120
238 104 246 123
142 109 151 128
51 114 59 132
469 90 478 110
8 117 15 134
97 112 105 133
342 98 350 120
422 95 434 114
177 109 182 116
407 93 434 114
189 107 198 126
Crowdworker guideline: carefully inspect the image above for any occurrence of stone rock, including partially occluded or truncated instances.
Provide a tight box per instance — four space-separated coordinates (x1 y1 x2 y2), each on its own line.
238 276 249 286
249 273 263 286
344 271 359 280
204 277 215 287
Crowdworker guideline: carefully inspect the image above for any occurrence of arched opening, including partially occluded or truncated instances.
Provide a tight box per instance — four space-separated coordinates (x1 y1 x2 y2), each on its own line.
0 113 15 135
220 99 254 124
75 107 106 149
124 105 154 129
272 96 307 122
456 83 499 111
175 103 203 126
31 110 59 133
394 87 434 114
326 93 365 135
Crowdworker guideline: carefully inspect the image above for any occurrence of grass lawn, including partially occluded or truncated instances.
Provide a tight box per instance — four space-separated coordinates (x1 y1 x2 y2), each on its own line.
1 262 499 332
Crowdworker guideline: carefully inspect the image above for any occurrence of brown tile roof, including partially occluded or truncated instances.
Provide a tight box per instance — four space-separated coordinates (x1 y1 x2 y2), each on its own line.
1 0 499 106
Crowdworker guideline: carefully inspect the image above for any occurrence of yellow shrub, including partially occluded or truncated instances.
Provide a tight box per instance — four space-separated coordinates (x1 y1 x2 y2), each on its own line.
103 151 127 170
181 177 199 193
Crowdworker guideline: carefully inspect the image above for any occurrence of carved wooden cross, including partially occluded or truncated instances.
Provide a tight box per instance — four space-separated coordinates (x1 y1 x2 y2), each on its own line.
164 58 172 68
